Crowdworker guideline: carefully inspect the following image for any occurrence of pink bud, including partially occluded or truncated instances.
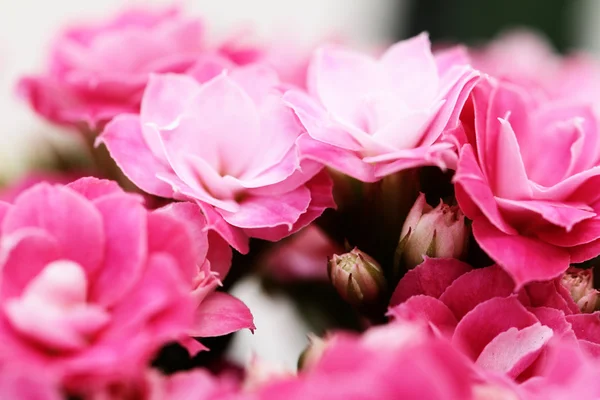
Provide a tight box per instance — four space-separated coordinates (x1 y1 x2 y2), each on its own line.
328 248 386 308
561 267 600 313
396 194 469 269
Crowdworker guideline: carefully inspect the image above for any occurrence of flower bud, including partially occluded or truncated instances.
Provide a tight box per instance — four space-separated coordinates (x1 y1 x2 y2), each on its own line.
395 194 469 270
297 334 329 371
328 248 386 308
561 267 600 313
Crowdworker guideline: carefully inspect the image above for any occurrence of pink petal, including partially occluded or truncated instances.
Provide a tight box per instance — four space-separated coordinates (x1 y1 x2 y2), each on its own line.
453 296 538 360
476 323 553 379
293 133 377 182
205 231 233 280
528 306 578 341
0 230 59 299
220 185 311 229
140 74 201 162
439 265 516 320
154 202 210 268
536 216 600 247
159 74 262 181
390 257 472 306
312 46 377 125
496 198 595 232
190 291 255 337
379 33 439 109
147 208 198 284
283 90 364 151
524 280 579 315
3 183 105 276
66 177 123 201
472 218 570 287
454 145 516 235
243 170 335 241
196 202 249 254
89 193 147 307
99 114 176 198
388 295 458 333
565 313 600 345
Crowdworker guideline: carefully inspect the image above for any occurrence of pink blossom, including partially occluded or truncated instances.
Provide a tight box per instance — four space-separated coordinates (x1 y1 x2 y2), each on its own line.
471 29 600 103
284 33 480 182
18 7 315 132
262 225 341 282
18 7 206 130
455 76 600 286
389 258 600 384
245 323 491 400
0 178 253 395
100 67 335 253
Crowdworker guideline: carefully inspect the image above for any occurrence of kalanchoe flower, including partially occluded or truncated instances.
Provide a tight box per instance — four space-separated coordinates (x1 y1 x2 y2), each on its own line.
561 267 600 313
396 193 469 270
100 66 335 254
284 33 480 182
454 76 600 286
328 248 386 308
0 178 253 395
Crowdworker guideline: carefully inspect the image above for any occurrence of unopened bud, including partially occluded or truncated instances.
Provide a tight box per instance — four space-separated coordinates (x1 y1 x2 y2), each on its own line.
297 334 329 371
561 267 600 313
328 248 386 308
395 194 469 269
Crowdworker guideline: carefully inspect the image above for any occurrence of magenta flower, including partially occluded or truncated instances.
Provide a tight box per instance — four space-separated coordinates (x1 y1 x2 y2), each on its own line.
455 77 600 286
100 67 335 253
0 178 253 394
389 258 600 382
284 33 480 182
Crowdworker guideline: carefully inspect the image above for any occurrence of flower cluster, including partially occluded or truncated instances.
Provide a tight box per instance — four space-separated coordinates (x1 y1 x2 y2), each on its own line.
9 4 600 400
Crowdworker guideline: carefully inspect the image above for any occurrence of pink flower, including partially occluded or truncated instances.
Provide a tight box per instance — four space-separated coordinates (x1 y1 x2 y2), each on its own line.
0 178 253 395
248 323 487 400
471 29 600 104
284 33 480 182
454 77 600 285
18 7 207 130
389 258 600 383
262 225 341 282
100 67 335 253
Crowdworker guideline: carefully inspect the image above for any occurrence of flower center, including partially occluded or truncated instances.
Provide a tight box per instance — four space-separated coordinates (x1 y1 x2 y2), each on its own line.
3 260 110 353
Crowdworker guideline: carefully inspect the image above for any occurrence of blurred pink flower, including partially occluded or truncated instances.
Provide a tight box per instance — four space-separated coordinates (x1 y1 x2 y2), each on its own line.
0 177 253 394
100 67 335 253
19 7 206 130
263 225 341 282
471 29 600 104
455 77 600 286
284 33 479 182
246 323 487 400
18 7 315 132
389 258 600 382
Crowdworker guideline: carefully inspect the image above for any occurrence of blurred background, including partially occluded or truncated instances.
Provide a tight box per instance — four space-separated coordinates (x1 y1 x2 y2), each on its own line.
0 0 597 370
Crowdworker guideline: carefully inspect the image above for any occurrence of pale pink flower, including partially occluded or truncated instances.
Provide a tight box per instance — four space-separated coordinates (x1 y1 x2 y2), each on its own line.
389 258 600 383
455 77 600 285
0 178 253 395
100 67 335 253
284 33 480 182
